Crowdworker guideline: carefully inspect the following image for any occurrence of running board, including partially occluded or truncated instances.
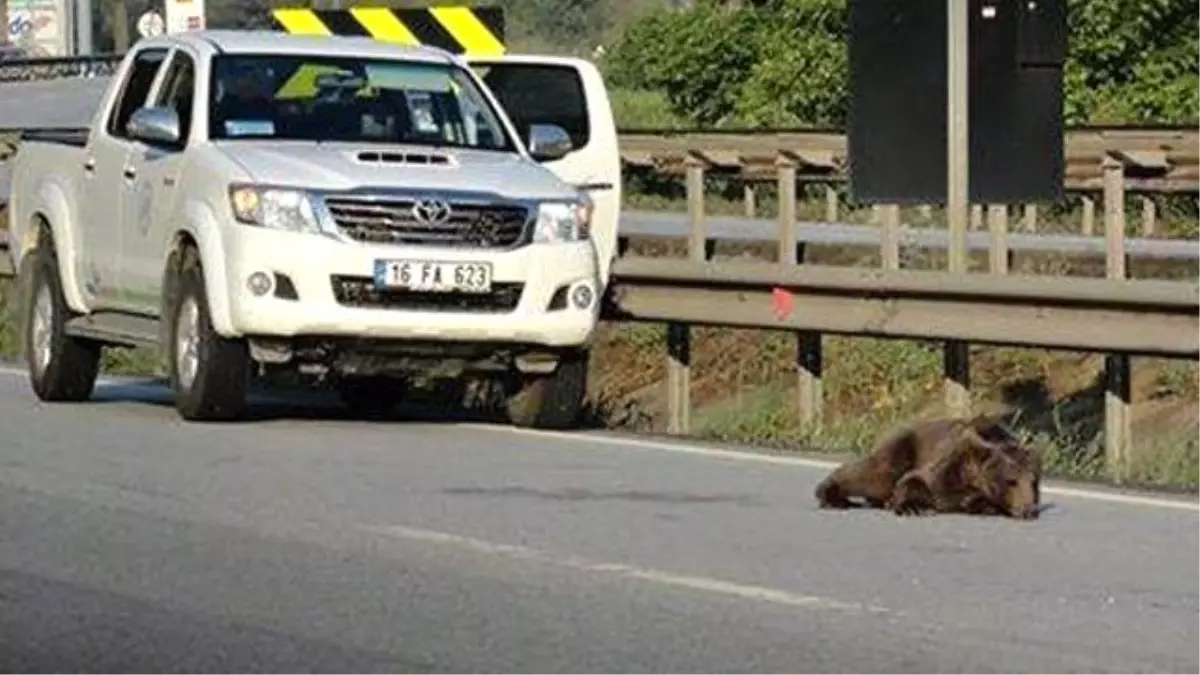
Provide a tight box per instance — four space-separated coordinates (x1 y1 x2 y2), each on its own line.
64 312 159 349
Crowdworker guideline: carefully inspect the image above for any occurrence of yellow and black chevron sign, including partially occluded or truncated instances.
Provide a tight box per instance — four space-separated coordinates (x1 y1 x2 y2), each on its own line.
271 6 506 56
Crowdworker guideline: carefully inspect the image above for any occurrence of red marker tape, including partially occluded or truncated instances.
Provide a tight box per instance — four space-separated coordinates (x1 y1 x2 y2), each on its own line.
771 287 795 320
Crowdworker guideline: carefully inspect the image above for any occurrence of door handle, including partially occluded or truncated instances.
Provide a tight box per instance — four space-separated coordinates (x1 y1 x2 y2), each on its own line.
122 166 137 180
83 159 95 173
163 176 176 187
575 181 614 192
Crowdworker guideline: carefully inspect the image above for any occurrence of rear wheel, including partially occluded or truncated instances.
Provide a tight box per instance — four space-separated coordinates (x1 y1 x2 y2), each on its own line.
167 249 250 421
22 241 101 402
504 349 589 430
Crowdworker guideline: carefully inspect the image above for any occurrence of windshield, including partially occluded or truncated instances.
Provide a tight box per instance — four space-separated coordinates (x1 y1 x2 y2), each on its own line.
207 53 516 151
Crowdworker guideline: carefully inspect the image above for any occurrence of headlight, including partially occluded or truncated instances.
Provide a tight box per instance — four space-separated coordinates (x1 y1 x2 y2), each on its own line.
228 185 321 234
533 199 593 243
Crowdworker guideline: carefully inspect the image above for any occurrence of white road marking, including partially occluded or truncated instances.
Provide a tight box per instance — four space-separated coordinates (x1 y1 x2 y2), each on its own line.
366 523 888 615
1 364 1195 513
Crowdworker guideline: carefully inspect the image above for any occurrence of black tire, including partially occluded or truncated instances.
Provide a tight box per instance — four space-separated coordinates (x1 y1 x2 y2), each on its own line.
337 375 406 418
505 349 589 430
21 242 101 402
166 248 250 421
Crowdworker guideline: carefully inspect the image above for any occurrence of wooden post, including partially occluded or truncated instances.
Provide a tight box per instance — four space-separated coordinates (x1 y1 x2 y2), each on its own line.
918 204 934 220
824 185 839 222
778 157 823 431
1103 156 1131 483
777 157 798 264
880 204 901 270
987 204 1009 275
970 203 983 230
1141 196 1156 237
665 155 706 435
686 157 707 260
944 0 971 417
1022 203 1037 233
1081 195 1095 236
743 182 757 219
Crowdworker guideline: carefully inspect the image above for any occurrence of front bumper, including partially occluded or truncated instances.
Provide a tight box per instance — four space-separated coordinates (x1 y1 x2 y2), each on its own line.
222 225 601 348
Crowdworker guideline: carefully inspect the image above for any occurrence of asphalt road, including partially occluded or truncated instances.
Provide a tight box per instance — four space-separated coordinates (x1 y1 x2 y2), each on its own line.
0 365 1196 673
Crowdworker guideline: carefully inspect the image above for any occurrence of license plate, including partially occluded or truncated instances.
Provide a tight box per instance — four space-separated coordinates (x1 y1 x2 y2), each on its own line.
373 260 493 293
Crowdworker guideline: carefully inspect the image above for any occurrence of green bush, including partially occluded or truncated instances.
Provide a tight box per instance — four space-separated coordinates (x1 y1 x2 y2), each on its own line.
604 0 1199 128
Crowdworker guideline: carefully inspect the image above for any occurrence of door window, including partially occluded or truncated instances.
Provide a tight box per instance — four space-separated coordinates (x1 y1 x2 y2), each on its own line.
153 50 197 148
106 48 170 139
474 63 590 152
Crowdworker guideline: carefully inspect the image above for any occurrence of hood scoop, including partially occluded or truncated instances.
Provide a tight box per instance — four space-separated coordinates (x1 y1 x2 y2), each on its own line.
354 150 454 167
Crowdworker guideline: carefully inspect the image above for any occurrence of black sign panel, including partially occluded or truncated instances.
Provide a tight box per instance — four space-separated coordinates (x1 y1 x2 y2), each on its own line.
847 0 1066 204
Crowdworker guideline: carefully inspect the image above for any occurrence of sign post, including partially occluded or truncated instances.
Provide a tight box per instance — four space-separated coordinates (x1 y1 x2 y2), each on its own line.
944 0 970 414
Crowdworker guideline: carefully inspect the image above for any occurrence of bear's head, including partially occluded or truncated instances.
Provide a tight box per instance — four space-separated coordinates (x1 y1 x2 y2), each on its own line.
960 427 1042 520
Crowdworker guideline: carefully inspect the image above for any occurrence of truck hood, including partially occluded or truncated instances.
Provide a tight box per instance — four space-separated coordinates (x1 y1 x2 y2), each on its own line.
210 141 580 201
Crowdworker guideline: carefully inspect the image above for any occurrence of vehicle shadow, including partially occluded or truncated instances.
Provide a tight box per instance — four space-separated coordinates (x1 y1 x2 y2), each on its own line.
86 376 611 430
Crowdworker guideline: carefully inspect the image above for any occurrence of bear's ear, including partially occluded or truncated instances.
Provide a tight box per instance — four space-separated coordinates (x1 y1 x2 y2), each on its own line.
958 427 996 460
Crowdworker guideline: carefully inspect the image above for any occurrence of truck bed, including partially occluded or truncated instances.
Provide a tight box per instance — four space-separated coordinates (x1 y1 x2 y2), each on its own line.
5 137 91 270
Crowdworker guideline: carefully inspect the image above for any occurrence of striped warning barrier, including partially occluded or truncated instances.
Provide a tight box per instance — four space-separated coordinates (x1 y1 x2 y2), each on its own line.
270 6 506 56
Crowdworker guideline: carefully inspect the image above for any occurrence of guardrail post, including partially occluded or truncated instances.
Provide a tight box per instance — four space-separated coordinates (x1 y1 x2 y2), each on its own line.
987 204 1009 274
777 157 798 264
1081 195 1096 236
1141 196 1156 237
1022 203 1037 233
686 155 707 261
824 186 838 222
1103 155 1131 483
778 155 823 430
880 204 900 270
665 155 708 435
744 182 757 218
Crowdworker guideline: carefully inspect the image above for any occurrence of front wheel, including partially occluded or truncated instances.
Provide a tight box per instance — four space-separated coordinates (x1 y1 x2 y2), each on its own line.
504 350 589 430
21 243 101 402
167 250 250 421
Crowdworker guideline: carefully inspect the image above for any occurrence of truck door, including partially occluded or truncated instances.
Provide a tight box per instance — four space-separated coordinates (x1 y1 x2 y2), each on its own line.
83 46 170 309
121 46 196 315
466 56 622 285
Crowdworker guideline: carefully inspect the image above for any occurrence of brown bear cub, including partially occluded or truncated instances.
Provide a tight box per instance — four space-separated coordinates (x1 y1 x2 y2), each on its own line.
814 414 1042 519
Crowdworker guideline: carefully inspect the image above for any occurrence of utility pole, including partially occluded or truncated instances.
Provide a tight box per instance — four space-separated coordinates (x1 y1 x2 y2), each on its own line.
110 0 129 52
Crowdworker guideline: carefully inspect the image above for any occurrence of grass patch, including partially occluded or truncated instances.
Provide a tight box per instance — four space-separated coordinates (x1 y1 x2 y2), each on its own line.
0 277 159 375
599 223 1198 489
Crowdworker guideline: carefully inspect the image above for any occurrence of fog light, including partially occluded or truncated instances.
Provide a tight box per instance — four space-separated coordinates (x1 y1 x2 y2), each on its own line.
570 282 594 310
247 271 273 296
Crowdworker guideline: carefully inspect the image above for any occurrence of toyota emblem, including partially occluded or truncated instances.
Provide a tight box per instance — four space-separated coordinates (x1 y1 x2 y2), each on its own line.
411 198 453 226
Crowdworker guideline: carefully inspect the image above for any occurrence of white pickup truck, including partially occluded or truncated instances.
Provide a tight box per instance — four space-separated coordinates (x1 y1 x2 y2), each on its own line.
5 30 622 427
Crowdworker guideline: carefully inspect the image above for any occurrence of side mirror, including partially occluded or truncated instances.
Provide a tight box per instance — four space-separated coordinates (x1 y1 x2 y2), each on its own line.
526 123 573 162
127 106 182 146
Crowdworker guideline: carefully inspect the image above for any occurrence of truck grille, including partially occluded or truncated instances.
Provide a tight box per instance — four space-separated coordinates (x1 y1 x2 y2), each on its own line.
331 275 523 313
324 196 531 249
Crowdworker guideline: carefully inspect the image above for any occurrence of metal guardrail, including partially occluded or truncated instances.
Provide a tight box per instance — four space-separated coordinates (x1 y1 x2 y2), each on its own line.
0 54 122 83
606 257 1200 357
